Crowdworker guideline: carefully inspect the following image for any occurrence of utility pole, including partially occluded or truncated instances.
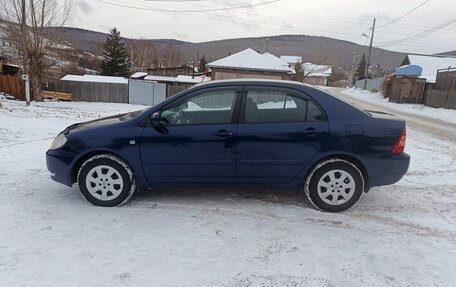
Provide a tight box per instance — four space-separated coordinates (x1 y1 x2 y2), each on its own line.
363 18 376 90
21 0 30 106
349 51 358 87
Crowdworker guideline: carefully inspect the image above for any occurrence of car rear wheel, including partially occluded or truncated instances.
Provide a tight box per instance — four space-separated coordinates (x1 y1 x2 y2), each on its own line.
305 159 364 212
77 154 136 207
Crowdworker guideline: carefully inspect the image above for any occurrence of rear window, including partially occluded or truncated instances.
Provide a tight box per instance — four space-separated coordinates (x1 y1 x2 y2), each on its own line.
244 89 326 123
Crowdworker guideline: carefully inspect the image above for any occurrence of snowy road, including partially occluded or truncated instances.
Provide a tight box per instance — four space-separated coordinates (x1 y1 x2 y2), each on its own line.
1 97 455 287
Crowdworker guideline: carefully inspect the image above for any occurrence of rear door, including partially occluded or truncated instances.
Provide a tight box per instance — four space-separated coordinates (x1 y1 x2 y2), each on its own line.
236 87 329 184
140 86 242 184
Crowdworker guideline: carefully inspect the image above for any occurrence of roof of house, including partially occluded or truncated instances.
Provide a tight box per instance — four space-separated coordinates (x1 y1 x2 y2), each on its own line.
262 52 296 73
262 52 290 68
61 75 128 84
207 48 294 73
303 62 332 77
403 54 456 83
143 75 210 84
280 55 303 65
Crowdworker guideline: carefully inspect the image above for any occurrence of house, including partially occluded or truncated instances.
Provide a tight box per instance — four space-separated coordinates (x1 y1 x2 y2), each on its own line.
207 48 294 80
302 62 332 86
401 54 456 83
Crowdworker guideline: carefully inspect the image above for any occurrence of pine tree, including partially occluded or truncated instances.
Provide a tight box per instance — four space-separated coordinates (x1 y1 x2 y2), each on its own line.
99 28 131 77
198 55 207 73
355 53 367 81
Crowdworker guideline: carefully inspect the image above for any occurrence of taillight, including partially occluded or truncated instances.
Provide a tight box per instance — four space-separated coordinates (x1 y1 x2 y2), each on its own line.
392 129 406 154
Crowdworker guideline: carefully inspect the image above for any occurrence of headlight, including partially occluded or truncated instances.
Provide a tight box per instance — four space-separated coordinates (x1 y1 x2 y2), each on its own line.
50 133 67 150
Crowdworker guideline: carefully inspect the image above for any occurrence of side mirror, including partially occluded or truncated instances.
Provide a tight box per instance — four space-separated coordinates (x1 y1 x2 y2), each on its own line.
150 112 161 126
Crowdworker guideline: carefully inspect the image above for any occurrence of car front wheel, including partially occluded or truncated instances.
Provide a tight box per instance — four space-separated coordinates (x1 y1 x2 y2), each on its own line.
77 154 136 207
305 159 364 212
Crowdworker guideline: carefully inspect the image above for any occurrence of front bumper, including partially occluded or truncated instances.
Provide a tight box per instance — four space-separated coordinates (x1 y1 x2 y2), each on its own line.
46 150 73 187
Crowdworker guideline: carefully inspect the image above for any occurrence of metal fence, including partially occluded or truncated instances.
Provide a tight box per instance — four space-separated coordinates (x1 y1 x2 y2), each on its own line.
355 77 384 91
128 80 166 106
43 80 128 103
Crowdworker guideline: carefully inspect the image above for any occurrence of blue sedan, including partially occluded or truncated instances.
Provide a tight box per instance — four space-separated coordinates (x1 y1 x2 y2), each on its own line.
46 79 410 212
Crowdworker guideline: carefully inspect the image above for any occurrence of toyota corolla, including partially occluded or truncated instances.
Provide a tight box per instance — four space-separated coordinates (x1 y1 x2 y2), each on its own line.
46 79 410 212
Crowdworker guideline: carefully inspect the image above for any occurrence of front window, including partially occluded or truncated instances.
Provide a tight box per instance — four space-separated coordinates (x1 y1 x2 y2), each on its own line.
160 90 237 125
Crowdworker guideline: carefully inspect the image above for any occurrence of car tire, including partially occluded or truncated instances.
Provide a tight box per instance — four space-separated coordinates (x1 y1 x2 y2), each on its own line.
77 154 136 207
305 159 364 212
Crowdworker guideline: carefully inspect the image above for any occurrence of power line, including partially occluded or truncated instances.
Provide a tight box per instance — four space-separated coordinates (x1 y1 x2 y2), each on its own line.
376 0 430 29
376 15 456 46
96 0 280 13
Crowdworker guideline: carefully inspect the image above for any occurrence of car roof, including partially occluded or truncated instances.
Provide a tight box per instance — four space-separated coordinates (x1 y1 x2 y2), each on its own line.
194 78 314 89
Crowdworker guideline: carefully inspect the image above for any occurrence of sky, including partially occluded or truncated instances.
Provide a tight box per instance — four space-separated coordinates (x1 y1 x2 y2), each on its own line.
72 0 456 55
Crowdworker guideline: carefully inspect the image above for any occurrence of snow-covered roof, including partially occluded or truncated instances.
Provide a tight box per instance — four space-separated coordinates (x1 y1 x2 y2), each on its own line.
3 63 20 68
262 52 290 68
130 72 148 79
61 75 128 84
405 54 456 83
176 75 211 84
303 62 332 77
261 52 296 73
280 55 303 65
143 75 210 84
207 48 294 73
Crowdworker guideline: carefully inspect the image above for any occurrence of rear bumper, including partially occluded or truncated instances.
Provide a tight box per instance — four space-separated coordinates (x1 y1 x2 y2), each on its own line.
367 153 410 187
46 150 73 187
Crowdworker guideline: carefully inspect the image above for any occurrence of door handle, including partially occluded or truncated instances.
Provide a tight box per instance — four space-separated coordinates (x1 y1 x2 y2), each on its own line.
213 130 233 138
302 128 323 137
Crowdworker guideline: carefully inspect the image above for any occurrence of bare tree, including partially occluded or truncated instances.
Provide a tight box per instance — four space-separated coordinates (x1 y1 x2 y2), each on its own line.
163 47 182 67
128 39 157 72
0 0 73 101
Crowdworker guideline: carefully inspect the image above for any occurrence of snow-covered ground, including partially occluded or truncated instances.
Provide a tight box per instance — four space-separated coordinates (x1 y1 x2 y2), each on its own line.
1 98 455 286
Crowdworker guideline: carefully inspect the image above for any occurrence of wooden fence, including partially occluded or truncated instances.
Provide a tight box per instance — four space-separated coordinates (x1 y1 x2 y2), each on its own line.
0 75 24 100
426 68 456 109
435 68 456 92
43 80 128 103
384 77 426 104
426 91 456 109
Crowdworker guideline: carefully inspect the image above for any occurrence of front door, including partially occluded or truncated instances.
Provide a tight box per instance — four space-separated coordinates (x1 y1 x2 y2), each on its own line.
140 87 241 184
236 87 329 184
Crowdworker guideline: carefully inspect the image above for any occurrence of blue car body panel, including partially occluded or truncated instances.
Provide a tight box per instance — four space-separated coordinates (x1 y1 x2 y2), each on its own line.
46 80 410 190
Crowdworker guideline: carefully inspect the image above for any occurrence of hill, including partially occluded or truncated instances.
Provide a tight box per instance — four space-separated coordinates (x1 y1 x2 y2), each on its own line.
50 27 406 69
